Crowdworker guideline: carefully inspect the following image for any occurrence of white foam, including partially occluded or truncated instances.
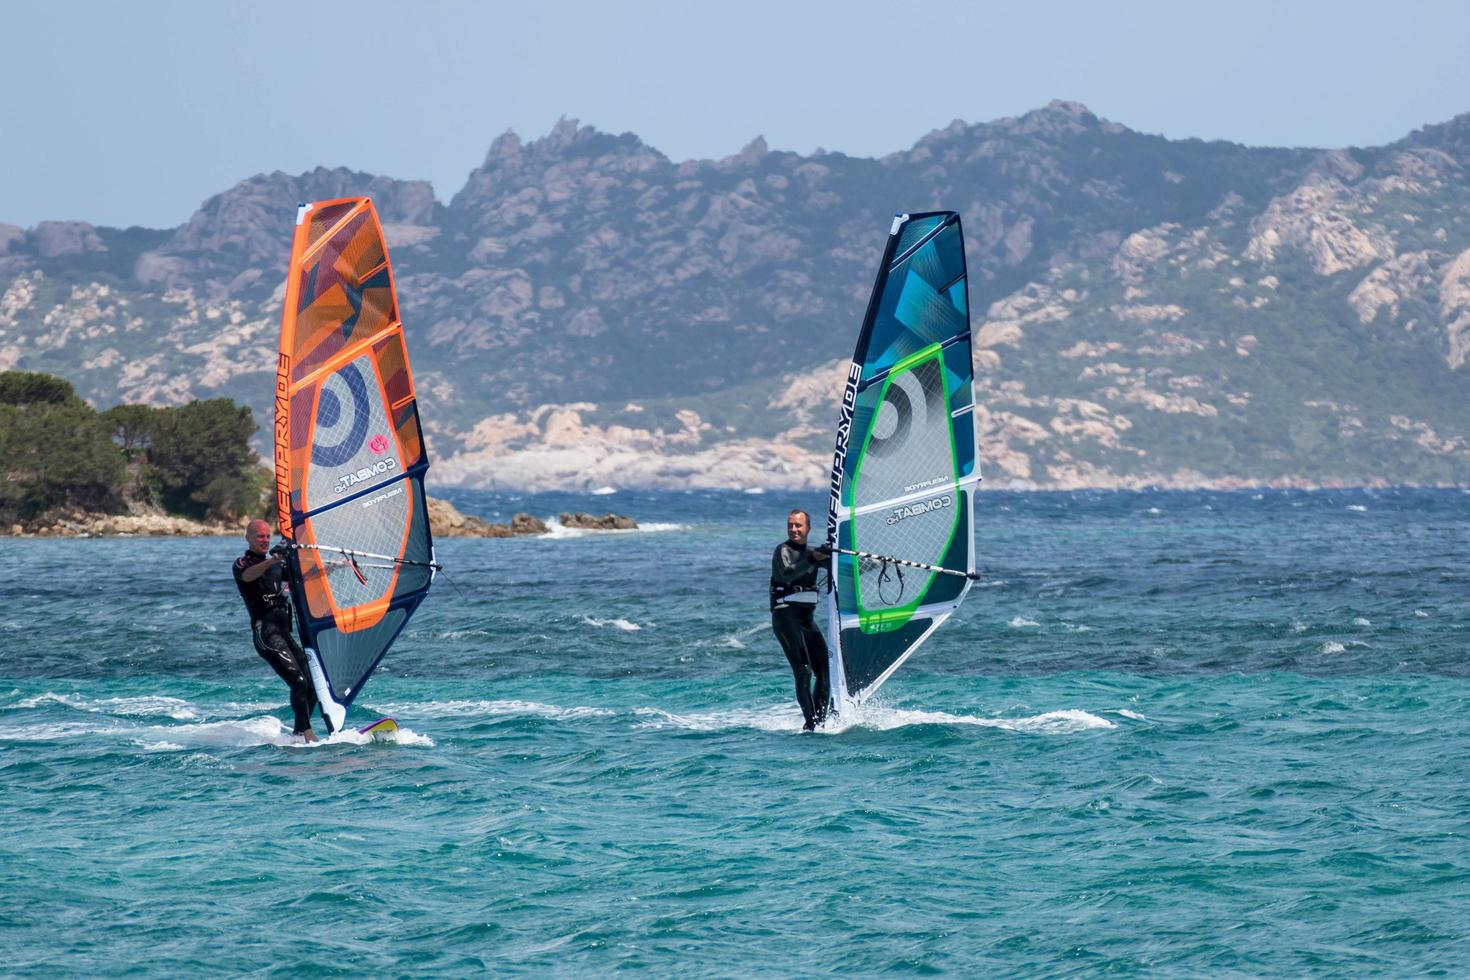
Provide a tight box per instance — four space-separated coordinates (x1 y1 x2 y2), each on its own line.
5 704 433 750
1320 641 1347 654
97 715 299 749
3 721 108 741
1415 609 1430 618
15 692 202 721
583 616 644 631
377 698 616 721
436 628 494 640
220 700 292 715
544 518 686 539
320 724 434 748
742 488 766 495
821 704 1116 735
633 704 795 733
1117 709 1147 720
1347 504 1368 513
1009 616 1040 628
591 486 618 495
1352 617 1371 627
633 702 1115 736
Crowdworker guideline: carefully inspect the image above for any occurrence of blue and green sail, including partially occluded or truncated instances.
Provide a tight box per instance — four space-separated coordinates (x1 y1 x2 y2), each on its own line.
824 211 980 704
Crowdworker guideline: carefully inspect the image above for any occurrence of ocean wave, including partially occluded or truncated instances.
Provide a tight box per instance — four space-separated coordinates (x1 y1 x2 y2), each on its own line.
1009 616 1040 628
632 702 1115 736
712 621 770 648
132 716 434 750
1 720 109 742
632 705 794 733
375 698 617 721
582 616 645 632
2 707 433 750
13 692 202 721
544 518 687 540
822 704 1116 735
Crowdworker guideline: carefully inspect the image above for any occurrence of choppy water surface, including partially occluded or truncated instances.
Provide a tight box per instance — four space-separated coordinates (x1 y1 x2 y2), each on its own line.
2 488 1468 975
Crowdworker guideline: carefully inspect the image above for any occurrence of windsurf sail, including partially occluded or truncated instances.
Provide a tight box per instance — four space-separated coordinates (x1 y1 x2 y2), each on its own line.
824 211 980 707
273 197 436 733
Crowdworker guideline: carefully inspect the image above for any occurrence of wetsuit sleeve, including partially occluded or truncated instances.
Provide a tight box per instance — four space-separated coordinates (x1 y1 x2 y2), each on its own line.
772 543 819 584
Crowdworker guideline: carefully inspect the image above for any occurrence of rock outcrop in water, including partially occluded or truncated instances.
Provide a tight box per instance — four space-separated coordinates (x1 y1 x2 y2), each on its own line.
425 497 547 537
559 511 639 530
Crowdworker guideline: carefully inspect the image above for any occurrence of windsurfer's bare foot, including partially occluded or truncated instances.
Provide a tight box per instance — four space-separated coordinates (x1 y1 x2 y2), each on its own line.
299 729 319 743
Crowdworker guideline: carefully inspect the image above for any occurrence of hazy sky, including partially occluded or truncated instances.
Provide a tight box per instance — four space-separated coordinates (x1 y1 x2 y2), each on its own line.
4 0 1468 229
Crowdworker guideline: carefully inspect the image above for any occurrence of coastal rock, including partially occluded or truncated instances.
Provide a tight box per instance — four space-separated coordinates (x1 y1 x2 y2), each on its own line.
425 495 550 537
559 512 638 531
4 506 245 537
511 513 550 535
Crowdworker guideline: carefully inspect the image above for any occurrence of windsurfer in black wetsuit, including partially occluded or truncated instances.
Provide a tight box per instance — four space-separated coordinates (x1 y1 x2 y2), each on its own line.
771 509 831 730
233 519 319 742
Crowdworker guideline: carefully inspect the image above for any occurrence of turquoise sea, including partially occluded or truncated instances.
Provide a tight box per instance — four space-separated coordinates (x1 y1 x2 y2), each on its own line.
3 488 1468 975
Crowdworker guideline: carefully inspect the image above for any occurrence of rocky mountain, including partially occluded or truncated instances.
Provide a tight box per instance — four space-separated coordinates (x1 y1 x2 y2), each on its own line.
2 101 1466 489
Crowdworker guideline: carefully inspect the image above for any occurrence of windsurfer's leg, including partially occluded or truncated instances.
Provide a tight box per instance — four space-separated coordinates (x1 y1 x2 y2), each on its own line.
804 622 831 726
254 623 316 735
772 611 817 729
279 632 319 721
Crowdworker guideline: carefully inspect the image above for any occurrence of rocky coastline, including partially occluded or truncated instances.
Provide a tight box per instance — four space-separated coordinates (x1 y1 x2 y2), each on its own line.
4 508 246 538
3 496 639 539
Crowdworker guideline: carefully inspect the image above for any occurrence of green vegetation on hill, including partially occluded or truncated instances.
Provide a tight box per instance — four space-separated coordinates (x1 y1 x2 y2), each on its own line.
0 371 267 524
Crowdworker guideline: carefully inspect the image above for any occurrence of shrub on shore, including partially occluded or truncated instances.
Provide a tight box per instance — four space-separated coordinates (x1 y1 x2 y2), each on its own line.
1 370 267 525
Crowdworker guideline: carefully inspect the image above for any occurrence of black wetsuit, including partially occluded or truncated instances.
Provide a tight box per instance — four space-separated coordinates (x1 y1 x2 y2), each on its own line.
233 550 317 735
771 540 831 730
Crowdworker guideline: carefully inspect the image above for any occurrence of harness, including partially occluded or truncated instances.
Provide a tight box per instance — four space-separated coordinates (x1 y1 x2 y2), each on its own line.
770 581 821 609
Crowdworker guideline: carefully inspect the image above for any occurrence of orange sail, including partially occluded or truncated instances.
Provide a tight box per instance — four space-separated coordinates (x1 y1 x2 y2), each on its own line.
274 198 436 732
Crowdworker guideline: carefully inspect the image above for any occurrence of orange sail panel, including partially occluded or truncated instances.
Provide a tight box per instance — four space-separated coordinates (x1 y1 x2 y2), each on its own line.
274 197 435 732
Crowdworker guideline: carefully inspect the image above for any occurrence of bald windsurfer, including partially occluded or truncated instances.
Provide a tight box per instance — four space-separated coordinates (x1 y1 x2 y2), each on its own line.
770 509 831 730
233 519 319 742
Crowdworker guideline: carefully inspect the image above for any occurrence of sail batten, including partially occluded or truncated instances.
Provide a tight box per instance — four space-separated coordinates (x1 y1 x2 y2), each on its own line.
825 211 980 707
274 197 435 731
